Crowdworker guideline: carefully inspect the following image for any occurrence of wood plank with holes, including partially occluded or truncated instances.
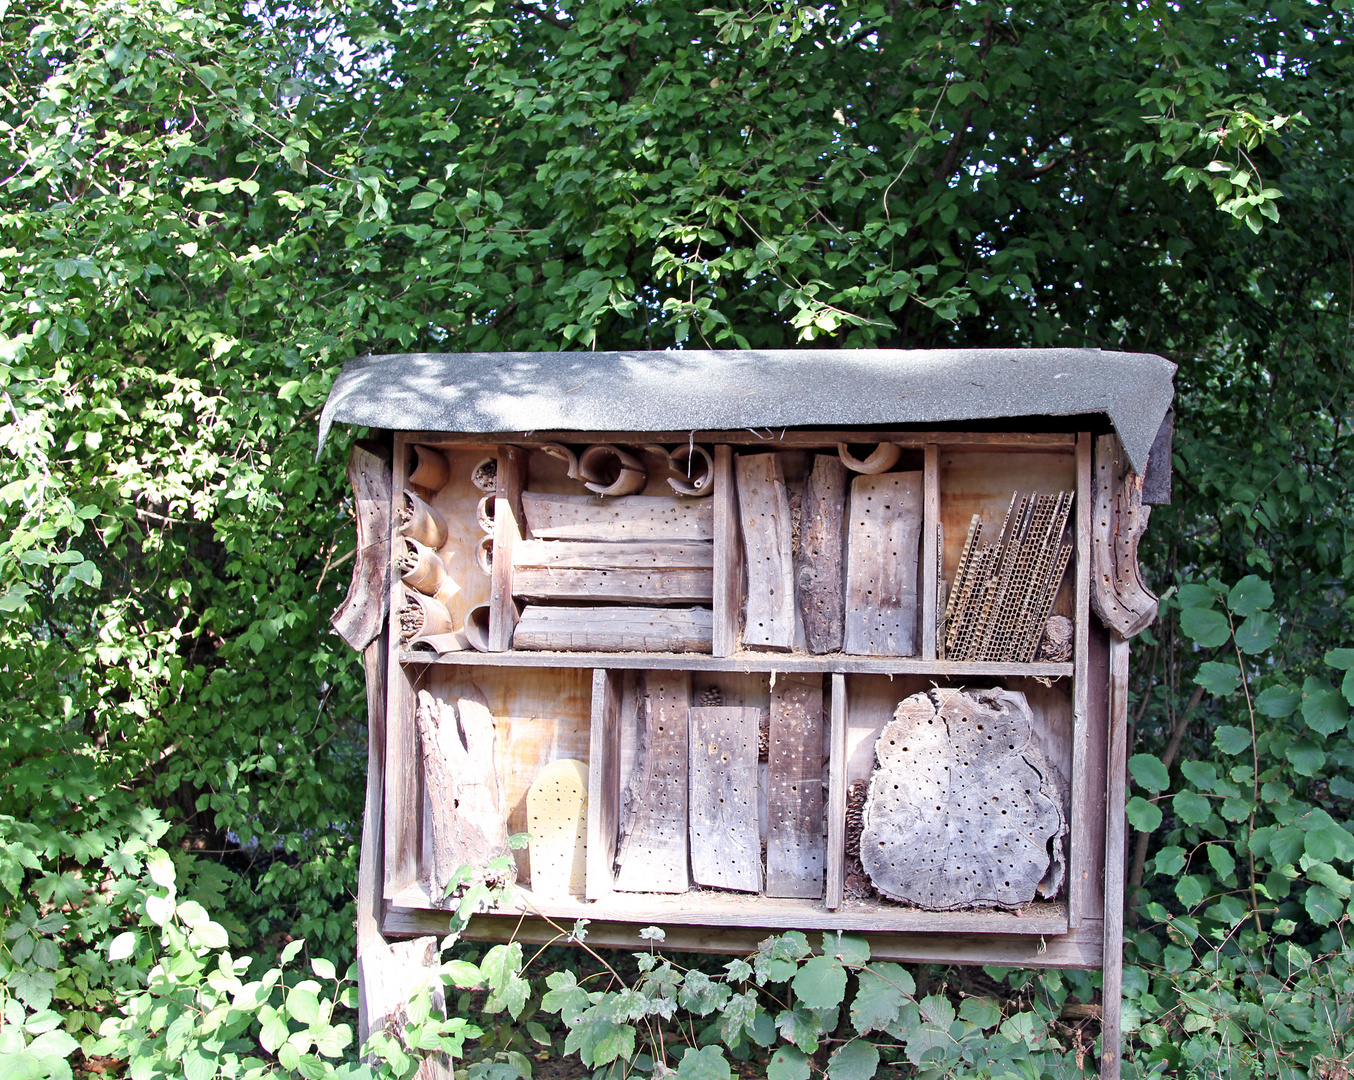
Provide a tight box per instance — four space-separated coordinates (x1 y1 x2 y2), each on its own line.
586 670 623 901
712 446 743 656
826 673 848 910
735 453 796 650
844 471 923 656
689 706 763 892
488 446 527 650
513 605 713 652
921 445 939 660
513 539 713 569
614 673 692 893
794 454 847 654
512 566 713 603
520 492 713 541
765 675 825 899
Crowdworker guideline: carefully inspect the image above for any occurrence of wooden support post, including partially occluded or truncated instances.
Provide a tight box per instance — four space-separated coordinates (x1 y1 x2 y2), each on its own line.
1101 635 1130 1080
765 674 825 899
712 446 743 656
825 673 848 910
922 445 940 660
586 670 623 901
1069 432 1092 928
356 629 389 1045
488 445 527 651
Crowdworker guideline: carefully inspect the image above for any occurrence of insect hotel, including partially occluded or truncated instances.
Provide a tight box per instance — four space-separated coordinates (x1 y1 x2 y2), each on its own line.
321 349 1174 1077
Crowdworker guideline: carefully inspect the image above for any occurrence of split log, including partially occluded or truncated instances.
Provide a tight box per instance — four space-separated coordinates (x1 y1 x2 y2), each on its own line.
689 706 763 892
513 567 713 604
843 471 923 656
794 454 847 654
734 453 796 651
614 673 691 893
527 759 589 898
837 442 901 475
521 493 714 541
331 442 392 651
1091 435 1158 637
514 539 713 570
578 445 648 497
765 676 825 899
397 489 448 550
415 688 514 901
408 445 449 491
859 687 1067 910
513 605 714 653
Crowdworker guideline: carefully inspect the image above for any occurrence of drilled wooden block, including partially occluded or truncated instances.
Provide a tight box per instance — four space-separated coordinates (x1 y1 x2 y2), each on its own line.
527 759 588 898
734 454 796 650
614 674 691 893
843 471 923 656
689 706 763 892
766 677 825 899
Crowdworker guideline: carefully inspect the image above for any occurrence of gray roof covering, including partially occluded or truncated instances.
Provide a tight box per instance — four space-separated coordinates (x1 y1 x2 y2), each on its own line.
319 348 1176 473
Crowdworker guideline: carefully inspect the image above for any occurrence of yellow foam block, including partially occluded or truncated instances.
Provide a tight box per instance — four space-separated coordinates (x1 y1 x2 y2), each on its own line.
526 758 588 898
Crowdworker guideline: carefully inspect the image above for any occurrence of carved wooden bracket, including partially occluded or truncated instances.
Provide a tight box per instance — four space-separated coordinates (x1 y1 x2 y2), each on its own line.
1090 434 1158 638
331 441 392 651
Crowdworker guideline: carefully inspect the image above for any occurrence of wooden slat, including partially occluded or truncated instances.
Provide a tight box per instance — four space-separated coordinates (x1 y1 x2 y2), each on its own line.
488 446 526 651
1101 636 1130 1080
826 673 848 910
614 673 691 894
689 706 763 892
414 429 1079 451
1070 432 1092 927
514 539 713 569
766 675 825 899
734 453 796 650
513 566 712 603
521 492 713 541
795 454 847 654
844 471 923 656
513 605 713 653
712 445 743 656
921 445 939 660
585 670 623 901
356 625 389 1044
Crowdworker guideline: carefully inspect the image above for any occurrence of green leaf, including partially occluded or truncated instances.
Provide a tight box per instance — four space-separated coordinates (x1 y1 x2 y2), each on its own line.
314 1023 353 1058
183 1049 218 1080
1180 607 1231 647
1228 575 1274 616
676 1046 731 1080
1175 875 1206 907
1302 677 1348 735
1235 612 1280 654
958 996 1002 1029
1126 797 1162 832
1324 648 1354 670
823 932 869 966
1155 847 1186 876
311 956 337 980
1128 753 1170 792
1214 725 1252 754
767 1047 810 1080
1173 790 1213 825
286 985 320 1025
1305 885 1343 926
107 931 136 961
1255 684 1300 718
791 955 847 1010
281 939 305 965
1180 760 1217 790
850 963 912 1034
827 1040 880 1080
1304 824 1354 863
1206 844 1237 880
409 191 439 210
1195 661 1240 696
1177 583 1216 608
1287 740 1326 777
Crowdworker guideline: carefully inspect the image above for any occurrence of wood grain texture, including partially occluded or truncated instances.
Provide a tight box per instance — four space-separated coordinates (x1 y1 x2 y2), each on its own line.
1101 636 1130 1080
521 492 714 540
794 454 847 654
826 673 848 910
922 445 940 660
513 566 713 603
414 430 1078 452
844 471 923 656
526 759 588 899
1071 432 1092 928
712 446 743 656
689 706 763 892
355 629 388 1045
333 441 392 651
766 675 825 899
735 453 796 650
514 539 713 569
614 673 692 893
1090 434 1158 638
384 435 420 898
513 605 714 653
359 937 451 1080
488 446 527 651
586 670 622 901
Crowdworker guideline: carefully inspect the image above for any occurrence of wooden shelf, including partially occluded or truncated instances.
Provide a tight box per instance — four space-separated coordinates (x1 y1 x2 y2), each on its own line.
399 647 1073 679
389 883 1069 937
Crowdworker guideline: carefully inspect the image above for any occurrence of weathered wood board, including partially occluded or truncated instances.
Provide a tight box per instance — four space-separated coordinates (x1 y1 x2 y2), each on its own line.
614 673 692 893
843 471 923 656
794 454 847 654
514 539 713 569
735 454 796 650
514 606 713 653
689 706 763 892
712 446 744 656
488 446 527 651
526 758 588 898
521 492 713 540
765 676 825 899
513 567 713 603
332 443 392 651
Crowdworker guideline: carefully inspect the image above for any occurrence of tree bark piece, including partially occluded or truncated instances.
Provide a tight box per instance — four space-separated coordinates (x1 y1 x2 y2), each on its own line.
765 676 825 899
415 687 513 901
1091 435 1158 637
521 493 713 541
794 454 847 654
843 471 923 656
860 687 1067 910
614 673 691 894
734 453 796 651
513 605 713 652
332 441 392 651
689 706 763 892
527 758 589 898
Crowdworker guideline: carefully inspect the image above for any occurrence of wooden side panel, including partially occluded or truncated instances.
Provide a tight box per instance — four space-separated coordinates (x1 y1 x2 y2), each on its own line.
355 627 389 1044
844 471 923 656
826 673 848 910
712 446 743 656
1074 623 1111 922
1070 432 1092 927
1101 636 1130 1080
795 454 847 654
586 670 623 901
735 453 796 650
689 706 763 892
488 446 527 651
614 673 692 894
921 445 940 661
765 675 825 899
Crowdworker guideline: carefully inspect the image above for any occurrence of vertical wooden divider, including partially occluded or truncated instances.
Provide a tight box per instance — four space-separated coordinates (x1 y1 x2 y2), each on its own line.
1068 432 1093 927
712 445 742 656
1101 635 1130 1080
384 434 421 898
585 669 622 901
921 444 940 660
488 445 527 651
825 672 848 910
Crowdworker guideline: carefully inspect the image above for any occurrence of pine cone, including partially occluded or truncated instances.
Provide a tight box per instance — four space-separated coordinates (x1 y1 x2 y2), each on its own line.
698 686 724 707
844 779 868 859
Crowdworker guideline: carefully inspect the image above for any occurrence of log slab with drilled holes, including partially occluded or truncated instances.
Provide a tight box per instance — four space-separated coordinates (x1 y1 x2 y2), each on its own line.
614 673 692 893
794 454 848 654
520 492 713 541
844 471 923 656
513 539 713 569
689 706 763 892
765 676 826 899
512 567 713 603
513 605 714 652
734 453 796 650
